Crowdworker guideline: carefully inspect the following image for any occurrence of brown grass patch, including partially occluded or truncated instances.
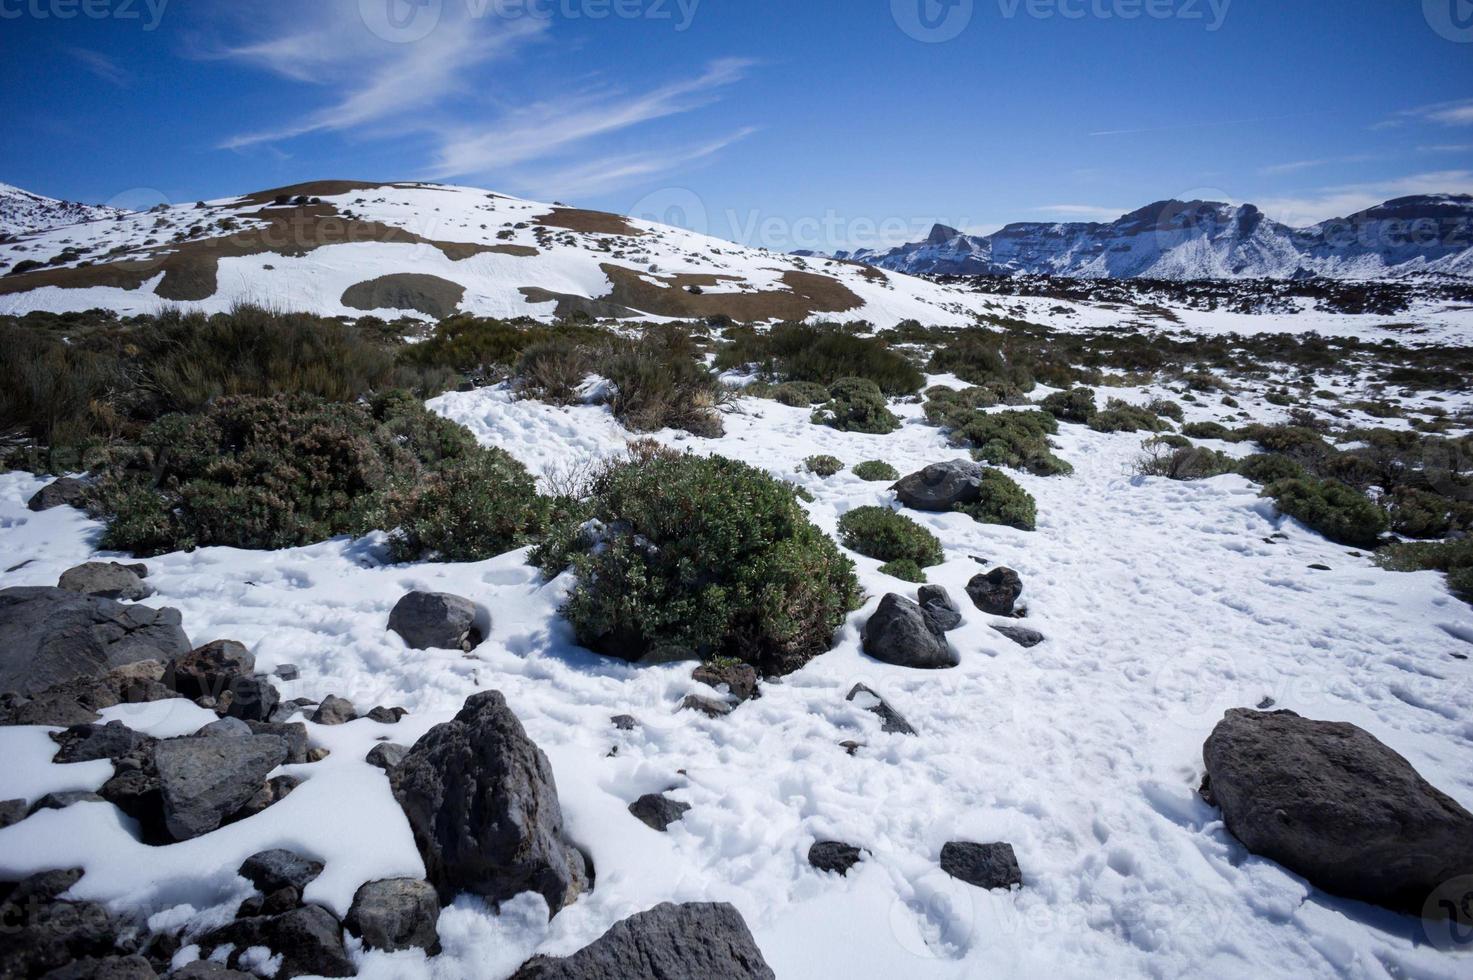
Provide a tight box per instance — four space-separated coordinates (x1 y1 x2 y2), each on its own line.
599 264 863 321
533 208 647 237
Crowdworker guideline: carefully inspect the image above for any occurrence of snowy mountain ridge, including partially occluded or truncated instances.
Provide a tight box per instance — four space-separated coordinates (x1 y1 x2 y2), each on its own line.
0 181 127 237
835 195 1473 280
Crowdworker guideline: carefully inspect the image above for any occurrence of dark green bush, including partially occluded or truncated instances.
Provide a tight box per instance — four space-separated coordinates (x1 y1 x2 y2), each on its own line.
853 460 900 482
386 451 548 562
1386 488 1473 539
1262 477 1388 549
1237 453 1307 485
923 386 1001 427
879 559 926 583
1135 438 1236 481
805 455 844 477
927 330 1034 397
534 452 861 675
811 378 900 434
954 468 1038 531
0 324 122 472
1040 387 1098 424
1237 424 1335 467
771 381 830 407
837 505 944 570
605 335 727 437
515 337 593 405
1149 398 1185 422
716 323 923 395
1181 421 1233 440
1089 399 1171 434
951 410 1071 477
397 315 543 376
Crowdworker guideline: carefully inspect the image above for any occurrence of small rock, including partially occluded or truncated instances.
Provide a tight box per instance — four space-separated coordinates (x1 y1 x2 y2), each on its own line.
808 841 864 875
966 567 1023 616
29 791 106 813
692 660 760 702
839 740 863 756
57 562 154 602
239 849 325 894
311 695 357 726
610 714 639 731
917 584 962 632
628 793 690 831
244 721 309 764
845 684 916 735
305 746 332 763
366 742 409 771
681 694 732 718
345 878 441 954
26 477 90 512
990 624 1045 648
940 841 1022 890
167 641 279 723
1308 563 1332 571
388 591 483 652
154 735 289 841
861 594 957 669
0 798 27 828
274 664 300 682
365 705 406 724
196 718 253 738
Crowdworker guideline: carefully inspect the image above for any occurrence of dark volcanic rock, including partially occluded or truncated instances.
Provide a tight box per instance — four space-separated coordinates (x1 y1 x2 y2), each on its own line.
893 461 985 512
0 875 120 979
27 477 90 512
845 683 916 735
809 841 864 876
51 722 154 764
0 587 189 697
166 641 278 723
389 691 586 914
628 793 691 832
239 849 324 895
966 567 1023 617
680 694 732 718
1202 708 1473 916
1 661 177 728
692 661 760 702
30 791 106 813
917 584 962 632
35 954 157 979
989 624 1045 648
365 742 409 771
154 735 289 841
311 695 357 726
244 721 309 765
0 798 26 829
198 905 353 979
57 563 154 602
610 714 639 731
941 841 1023 890
510 902 775 980
345 878 441 954
861 594 957 669
387 591 482 652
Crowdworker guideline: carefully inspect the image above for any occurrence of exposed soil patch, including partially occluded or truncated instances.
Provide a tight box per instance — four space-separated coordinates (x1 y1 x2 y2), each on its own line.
343 273 466 318
599 263 864 321
519 287 640 320
534 208 647 237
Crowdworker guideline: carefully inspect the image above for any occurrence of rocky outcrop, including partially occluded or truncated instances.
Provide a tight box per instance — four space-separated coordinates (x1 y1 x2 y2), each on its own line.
0 870 122 979
510 902 775 980
1202 709 1473 916
861 594 957 669
0 660 177 728
345 878 441 954
387 592 483 652
197 905 354 979
166 641 278 723
389 691 586 914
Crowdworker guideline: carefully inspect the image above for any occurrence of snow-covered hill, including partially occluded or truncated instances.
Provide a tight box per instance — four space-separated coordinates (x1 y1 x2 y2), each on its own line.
0 182 126 238
0 180 983 328
838 196 1473 281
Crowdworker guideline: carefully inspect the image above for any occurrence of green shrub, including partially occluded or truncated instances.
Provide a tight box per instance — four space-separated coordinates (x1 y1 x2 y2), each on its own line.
951 410 1071 477
811 377 900 434
1377 538 1473 604
1088 399 1171 434
1237 453 1307 485
1237 424 1335 467
604 335 727 437
1386 488 1473 539
927 330 1034 396
805 455 844 477
1134 438 1236 481
923 386 1001 427
853 460 900 482
771 381 830 406
92 392 485 556
1041 387 1097 424
515 337 593 405
534 452 861 675
386 451 548 562
954 468 1038 531
1149 398 1185 422
0 324 121 473
716 323 923 395
1262 477 1388 549
837 506 944 569
879 559 926 583
398 315 542 376
1181 421 1233 440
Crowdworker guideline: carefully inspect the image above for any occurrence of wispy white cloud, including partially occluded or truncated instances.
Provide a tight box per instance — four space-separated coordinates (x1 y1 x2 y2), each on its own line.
1376 98 1473 130
512 126 758 200
65 46 131 86
1256 170 1473 226
1032 204 1127 221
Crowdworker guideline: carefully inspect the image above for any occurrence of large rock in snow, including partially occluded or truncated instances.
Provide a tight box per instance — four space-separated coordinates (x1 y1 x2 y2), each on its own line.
510 902 775 980
389 691 587 914
892 461 985 512
154 734 289 841
861 594 957 669
0 587 190 697
166 640 279 723
345 878 441 954
387 591 483 652
1202 709 1473 916
57 562 153 602
26 477 89 512
966 567 1023 617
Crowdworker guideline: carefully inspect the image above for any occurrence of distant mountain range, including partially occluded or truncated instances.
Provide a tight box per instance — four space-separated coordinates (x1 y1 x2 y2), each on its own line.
823 195 1473 280
0 182 125 238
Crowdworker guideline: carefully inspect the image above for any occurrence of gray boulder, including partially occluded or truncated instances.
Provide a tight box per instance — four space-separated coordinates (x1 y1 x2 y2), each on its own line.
166 641 278 723
389 691 587 914
244 721 309 765
966 567 1023 617
365 705 406 724
197 905 353 979
388 592 482 652
57 563 154 602
1 661 176 728
809 841 864 876
917 585 962 632
845 684 916 735
154 735 289 841
365 742 409 772
510 902 775 980
861 594 957 669
239 849 324 894
692 661 759 702
345 878 441 954
990 624 1044 648
892 461 984 512
195 718 252 738
52 722 155 764
1202 709 1473 916
0 798 25 829
27 477 89 512
941 841 1022 890
0 587 190 697
311 695 357 726
628 793 690 832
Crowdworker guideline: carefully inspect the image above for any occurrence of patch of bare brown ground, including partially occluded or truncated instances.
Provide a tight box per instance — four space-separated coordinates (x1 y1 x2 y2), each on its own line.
532 208 647 237
597 263 864 321
342 273 466 318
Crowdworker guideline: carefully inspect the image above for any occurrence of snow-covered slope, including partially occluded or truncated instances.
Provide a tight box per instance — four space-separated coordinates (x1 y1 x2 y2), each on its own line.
0 180 983 328
839 196 1473 280
0 182 126 237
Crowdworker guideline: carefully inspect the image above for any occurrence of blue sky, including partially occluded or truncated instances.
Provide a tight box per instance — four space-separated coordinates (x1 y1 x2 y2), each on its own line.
2 0 1471 250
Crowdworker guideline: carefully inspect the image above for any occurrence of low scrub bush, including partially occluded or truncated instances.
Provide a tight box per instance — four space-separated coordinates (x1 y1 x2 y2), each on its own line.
717 323 923 395
1385 488 1473 540
1149 398 1185 422
605 335 728 437
811 378 900 434
1181 421 1233 440
805 455 844 477
955 468 1038 531
534 452 861 675
927 330 1034 397
515 337 593 405
1262 477 1388 549
923 386 1001 428
879 559 926 583
386 450 548 563
1237 453 1307 485
0 324 122 472
772 381 831 406
951 410 1071 477
1088 399 1171 434
837 505 944 570
1134 438 1236 481
1040 387 1098 424
853 460 899 482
